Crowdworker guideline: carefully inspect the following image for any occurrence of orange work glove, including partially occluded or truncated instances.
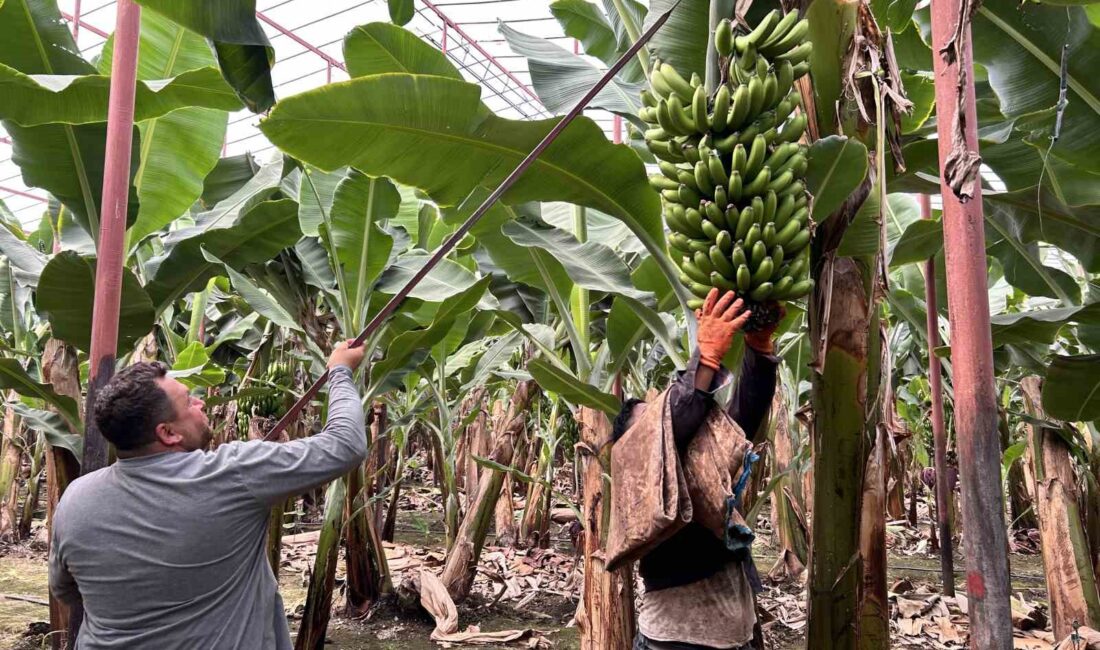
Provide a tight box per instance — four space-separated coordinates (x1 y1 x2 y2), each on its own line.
744 302 786 355
696 288 752 370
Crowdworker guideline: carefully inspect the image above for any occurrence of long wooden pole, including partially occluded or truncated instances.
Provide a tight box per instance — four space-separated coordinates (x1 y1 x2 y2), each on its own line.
928 1 1012 645
921 194 955 597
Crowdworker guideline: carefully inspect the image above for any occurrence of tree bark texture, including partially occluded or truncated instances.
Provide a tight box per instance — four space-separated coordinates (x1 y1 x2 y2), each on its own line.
859 426 889 649
575 406 634 650
1021 377 1100 638
0 404 21 540
440 380 534 601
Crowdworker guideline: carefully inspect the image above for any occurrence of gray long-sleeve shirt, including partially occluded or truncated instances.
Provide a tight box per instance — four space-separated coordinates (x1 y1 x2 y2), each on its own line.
49 365 366 650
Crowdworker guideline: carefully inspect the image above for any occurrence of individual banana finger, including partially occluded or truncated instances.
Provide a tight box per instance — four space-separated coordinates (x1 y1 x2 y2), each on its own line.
682 257 711 284
692 85 709 133
734 205 755 239
747 76 766 117
717 230 734 254
710 245 736 277
750 240 768 268
661 63 696 101
745 134 767 177
744 166 772 197
694 161 715 195
668 95 697 134
711 85 731 133
785 278 814 299
728 170 743 203
776 113 808 143
715 18 734 57
711 271 736 292
707 153 728 189
777 41 813 66
650 174 679 191
785 228 811 254
736 264 752 292
728 84 751 130
749 281 774 301
751 256 774 285
714 185 729 211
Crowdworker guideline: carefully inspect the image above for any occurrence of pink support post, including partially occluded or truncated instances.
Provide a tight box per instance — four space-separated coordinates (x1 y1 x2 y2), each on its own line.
256 12 346 71
326 63 332 84
613 115 622 144
929 0 1013 644
72 0 81 40
442 23 448 53
922 194 955 598
83 0 142 472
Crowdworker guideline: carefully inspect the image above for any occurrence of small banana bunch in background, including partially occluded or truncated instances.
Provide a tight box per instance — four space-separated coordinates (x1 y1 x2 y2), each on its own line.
640 9 814 330
235 358 294 435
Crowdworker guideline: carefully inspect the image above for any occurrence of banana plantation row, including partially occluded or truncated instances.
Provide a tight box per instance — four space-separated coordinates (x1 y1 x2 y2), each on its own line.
0 0 1097 648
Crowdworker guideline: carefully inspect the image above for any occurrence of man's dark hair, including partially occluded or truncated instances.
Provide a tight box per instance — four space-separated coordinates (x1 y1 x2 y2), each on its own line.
611 398 645 443
93 362 176 451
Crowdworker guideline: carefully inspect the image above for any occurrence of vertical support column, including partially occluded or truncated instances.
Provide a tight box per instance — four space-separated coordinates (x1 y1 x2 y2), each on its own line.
72 0 82 39
83 0 142 476
612 115 622 145
441 23 448 54
929 0 1013 645
326 62 332 84
922 194 955 598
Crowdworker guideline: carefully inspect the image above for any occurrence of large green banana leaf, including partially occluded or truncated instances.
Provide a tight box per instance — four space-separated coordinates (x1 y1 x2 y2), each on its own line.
0 362 81 433
297 167 346 237
99 11 231 246
328 170 401 329
387 0 415 26
375 250 488 305
12 403 82 456
0 226 47 287
642 0 707 81
133 0 274 112
0 0 138 238
551 0 623 65
498 22 645 115
34 250 154 354
368 277 489 397
260 73 688 310
607 255 682 377
344 23 462 80
502 219 650 301
990 303 1100 349
201 248 301 332
145 198 301 313
162 155 283 246
973 0 1100 173
0 65 240 126
805 136 870 222
1042 354 1100 422
528 356 621 415
201 154 260 207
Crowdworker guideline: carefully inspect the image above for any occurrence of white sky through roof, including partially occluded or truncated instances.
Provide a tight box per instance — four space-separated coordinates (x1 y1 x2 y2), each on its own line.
0 0 623 227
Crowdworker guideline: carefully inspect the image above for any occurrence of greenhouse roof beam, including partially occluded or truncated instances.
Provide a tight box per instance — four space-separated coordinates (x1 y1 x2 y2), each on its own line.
256 11 346 72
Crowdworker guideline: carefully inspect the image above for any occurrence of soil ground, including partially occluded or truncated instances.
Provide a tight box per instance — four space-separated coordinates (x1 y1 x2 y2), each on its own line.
0 506 1051 650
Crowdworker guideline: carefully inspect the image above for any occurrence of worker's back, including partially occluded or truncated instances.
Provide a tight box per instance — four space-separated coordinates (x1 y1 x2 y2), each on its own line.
50 444 290 649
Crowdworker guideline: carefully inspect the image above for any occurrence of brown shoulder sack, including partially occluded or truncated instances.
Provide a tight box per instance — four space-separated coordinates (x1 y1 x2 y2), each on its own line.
605 391 692 572
605 390 757 572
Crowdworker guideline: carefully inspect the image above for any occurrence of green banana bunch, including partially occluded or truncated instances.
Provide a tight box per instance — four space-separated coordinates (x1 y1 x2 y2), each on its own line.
641 9 815 331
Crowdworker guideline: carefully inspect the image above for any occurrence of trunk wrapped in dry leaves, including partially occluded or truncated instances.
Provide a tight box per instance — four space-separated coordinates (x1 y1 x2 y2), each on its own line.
575 406 634 649
295 479 346 650
494 431 528 548
42 339 81 650
1021 376 1100 638
18 429 46 539
858 426 889 649
769 391 808 581
0 403 21 540
441 380 534 600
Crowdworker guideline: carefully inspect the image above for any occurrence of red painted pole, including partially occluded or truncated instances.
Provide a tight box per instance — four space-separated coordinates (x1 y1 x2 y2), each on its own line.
82 0 142 472
72 0 81 39
929 0 1013 646
613 115 622 144
922 194 955 598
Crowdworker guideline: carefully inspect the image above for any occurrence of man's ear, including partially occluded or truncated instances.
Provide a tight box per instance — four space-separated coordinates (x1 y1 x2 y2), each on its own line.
154 422 182 447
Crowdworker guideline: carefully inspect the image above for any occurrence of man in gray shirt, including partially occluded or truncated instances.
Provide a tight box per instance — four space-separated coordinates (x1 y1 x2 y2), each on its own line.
49 340 367 649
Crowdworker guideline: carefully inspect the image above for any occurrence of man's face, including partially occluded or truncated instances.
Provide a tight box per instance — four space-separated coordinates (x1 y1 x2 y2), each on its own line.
155 377 213 451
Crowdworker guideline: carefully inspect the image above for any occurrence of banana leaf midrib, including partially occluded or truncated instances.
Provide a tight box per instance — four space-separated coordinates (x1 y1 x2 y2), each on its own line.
264 115 639 224
978 6 1100 117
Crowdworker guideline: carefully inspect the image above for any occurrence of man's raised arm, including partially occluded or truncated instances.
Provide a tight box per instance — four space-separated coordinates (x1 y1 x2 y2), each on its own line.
229 341 368 506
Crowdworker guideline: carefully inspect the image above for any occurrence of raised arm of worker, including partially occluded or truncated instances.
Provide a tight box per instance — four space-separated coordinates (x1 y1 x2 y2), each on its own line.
226 340 368 506
668 288 780 447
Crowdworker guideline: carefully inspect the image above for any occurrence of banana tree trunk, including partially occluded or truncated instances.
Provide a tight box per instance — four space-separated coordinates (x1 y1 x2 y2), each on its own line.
769 390 808 581
1021 377 1100 638
806 236 884 649
928 0 1013 641
440 380 534 600
343 463 391 616
18 430 46 539
575 406 634 650
0 404 21 540
295 479 346 650
494 431 528 547
859 426 889 649
41 340 82 650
